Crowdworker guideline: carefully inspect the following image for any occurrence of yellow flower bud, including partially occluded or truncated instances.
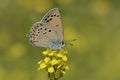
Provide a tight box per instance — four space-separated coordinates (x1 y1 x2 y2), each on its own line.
37 60 42 64
48 52 54 56
44 57 50 63
48 67 54 73
50 59 59 65
65 65 69 70
62 55 67 62
40 62 47 69
61 70 66 75
42 51 48 55
57 53 63 58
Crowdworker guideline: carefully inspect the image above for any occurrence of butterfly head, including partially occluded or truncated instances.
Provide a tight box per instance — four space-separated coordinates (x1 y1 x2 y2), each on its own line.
49 40 65 49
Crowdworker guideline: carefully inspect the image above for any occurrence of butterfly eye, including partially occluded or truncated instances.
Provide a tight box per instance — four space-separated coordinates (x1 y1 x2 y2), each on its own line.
61 41 65 46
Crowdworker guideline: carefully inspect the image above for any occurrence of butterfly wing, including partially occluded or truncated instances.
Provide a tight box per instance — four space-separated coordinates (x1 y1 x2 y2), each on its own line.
40 8 63 41
29 8 63 48
29 22 57 48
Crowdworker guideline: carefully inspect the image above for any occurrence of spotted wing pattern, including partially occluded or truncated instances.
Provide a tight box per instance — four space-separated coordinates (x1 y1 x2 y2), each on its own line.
29 8 63 48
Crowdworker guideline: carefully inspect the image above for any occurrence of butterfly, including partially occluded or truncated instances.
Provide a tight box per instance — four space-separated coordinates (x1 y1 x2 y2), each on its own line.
28 8 65 49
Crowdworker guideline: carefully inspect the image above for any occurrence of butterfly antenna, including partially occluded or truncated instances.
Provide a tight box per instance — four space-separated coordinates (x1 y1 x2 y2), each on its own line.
65 39 77 46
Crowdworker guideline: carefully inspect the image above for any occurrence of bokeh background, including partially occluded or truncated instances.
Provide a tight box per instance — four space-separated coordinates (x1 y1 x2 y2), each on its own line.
0 0 120 80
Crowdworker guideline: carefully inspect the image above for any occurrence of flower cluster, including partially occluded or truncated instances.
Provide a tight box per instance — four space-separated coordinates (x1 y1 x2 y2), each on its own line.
37 48 69 80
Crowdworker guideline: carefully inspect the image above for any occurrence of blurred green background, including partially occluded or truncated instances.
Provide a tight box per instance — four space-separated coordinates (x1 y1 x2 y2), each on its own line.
0 0 120 80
